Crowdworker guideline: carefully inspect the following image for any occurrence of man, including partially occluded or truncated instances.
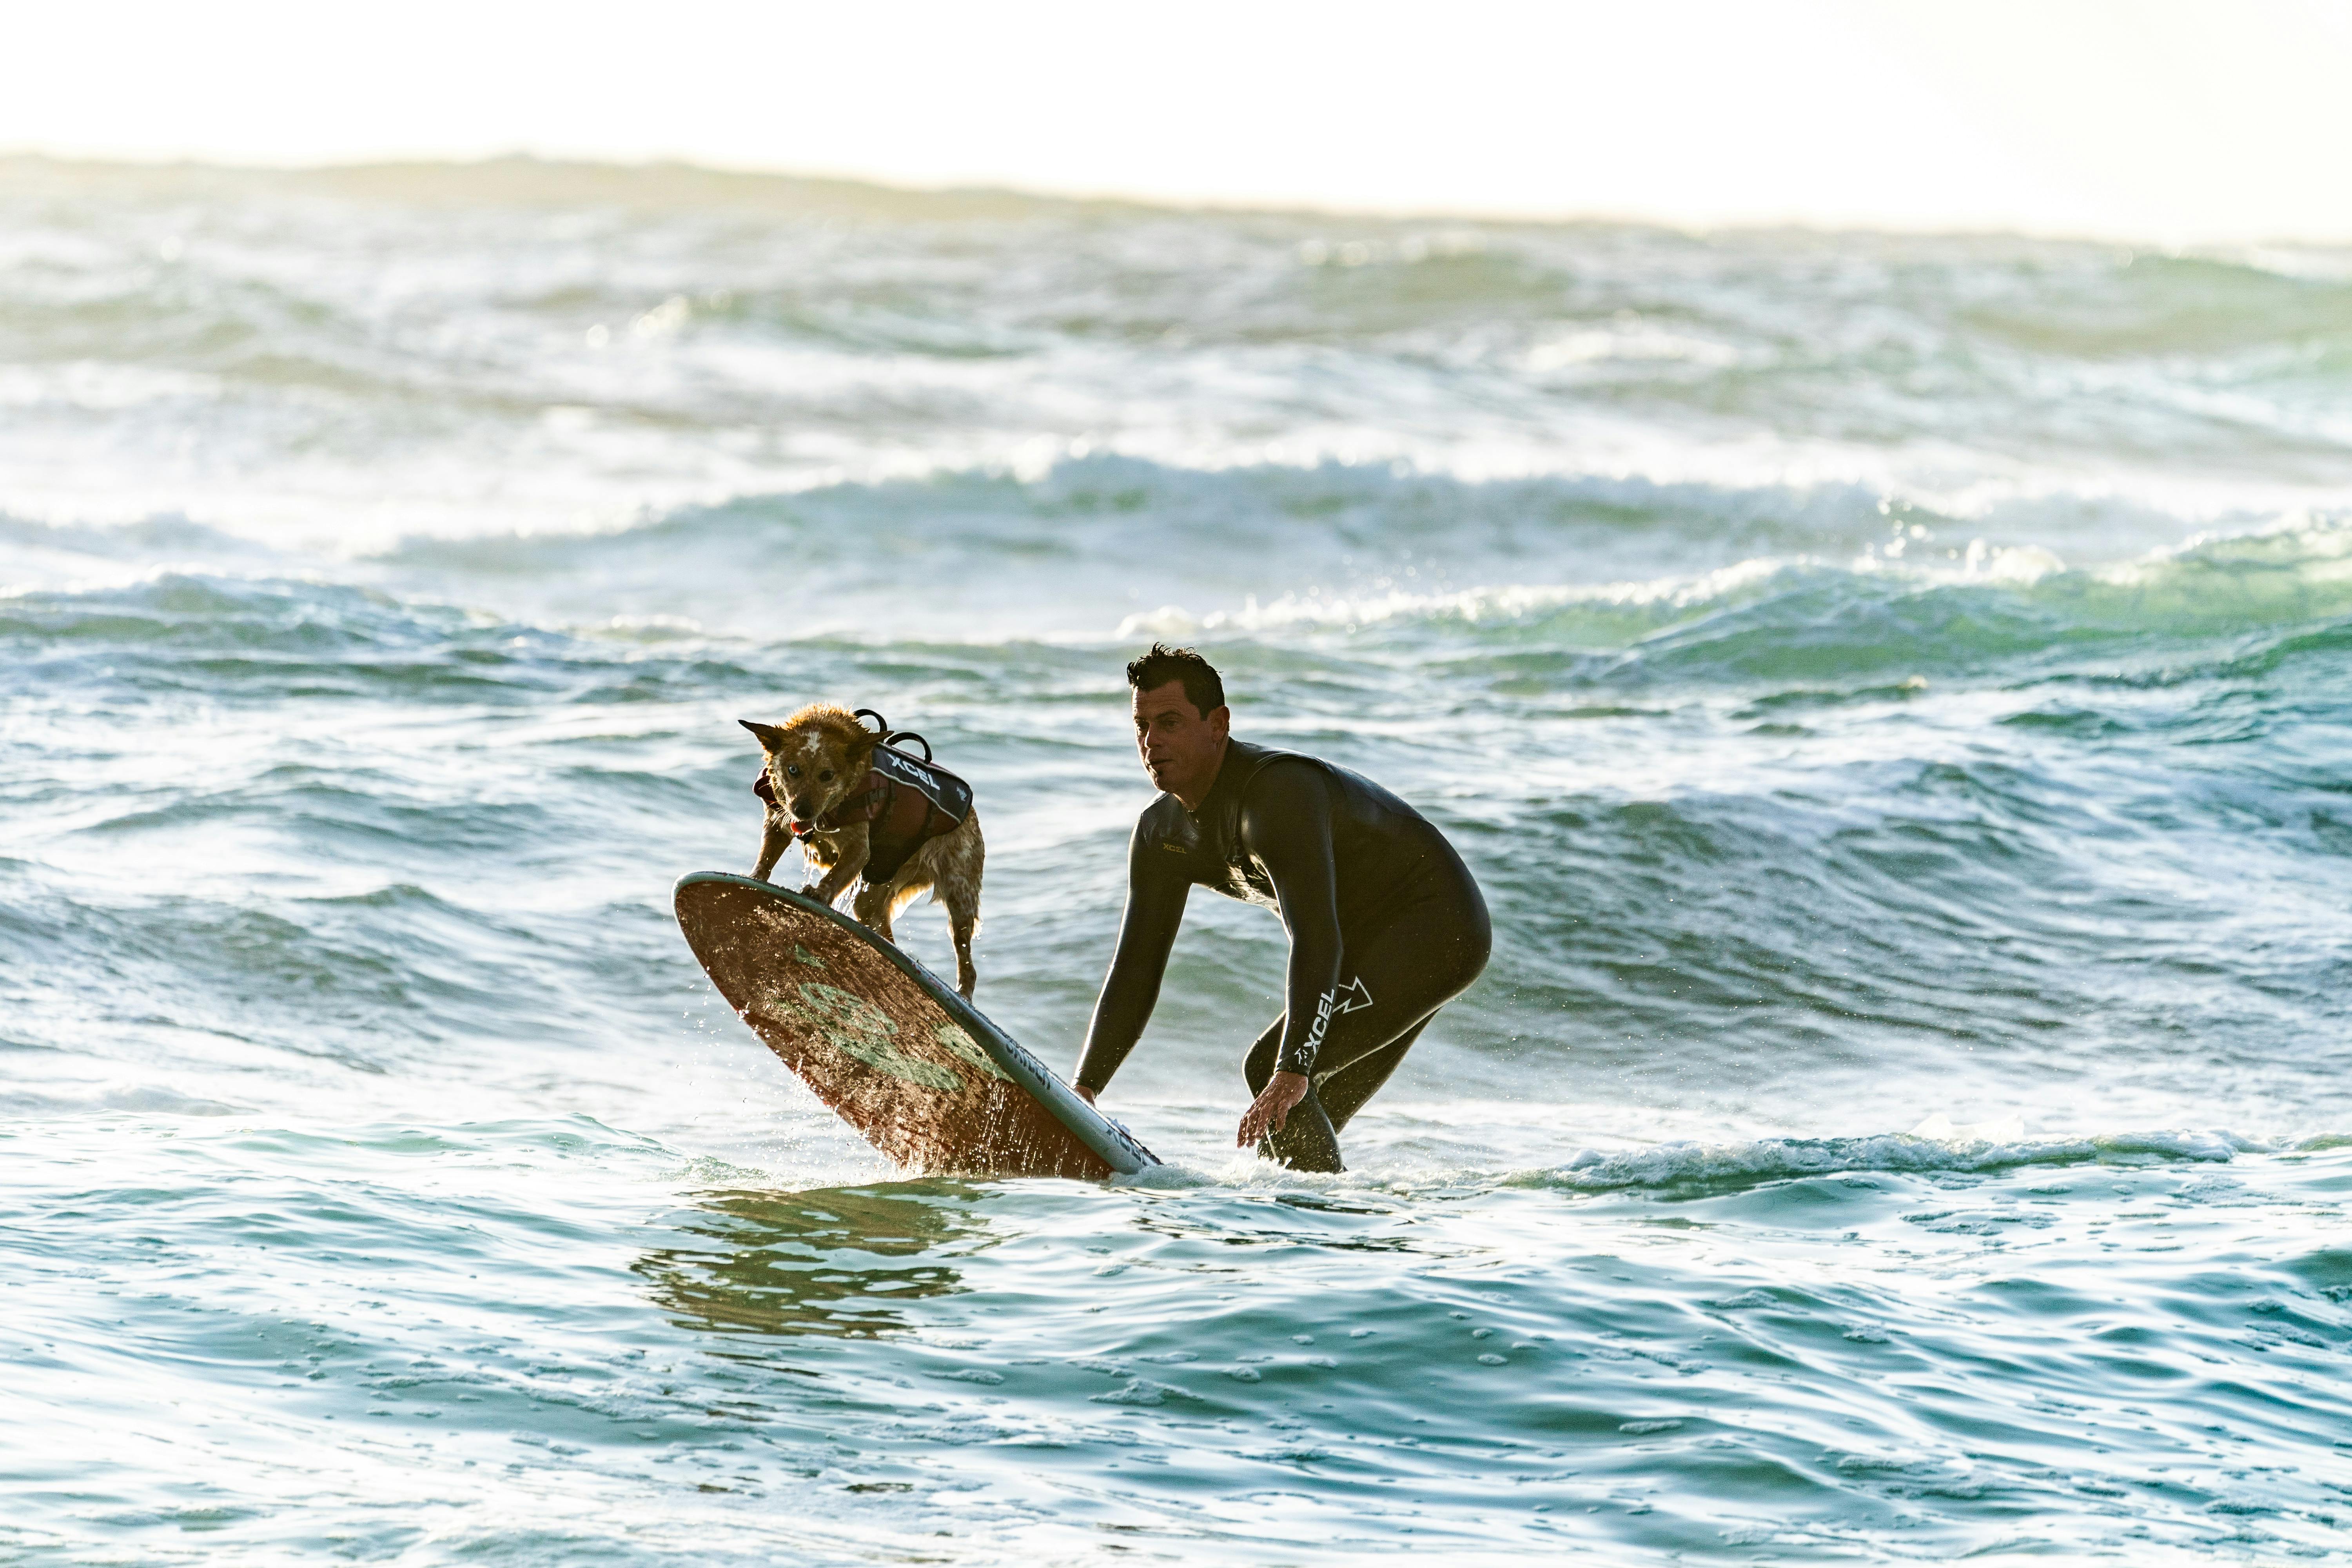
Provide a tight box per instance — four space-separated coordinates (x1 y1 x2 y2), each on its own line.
1072 644 1490 1171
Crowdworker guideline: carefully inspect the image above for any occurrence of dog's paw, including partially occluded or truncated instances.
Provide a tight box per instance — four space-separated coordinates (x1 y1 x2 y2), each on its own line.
798 883 825 901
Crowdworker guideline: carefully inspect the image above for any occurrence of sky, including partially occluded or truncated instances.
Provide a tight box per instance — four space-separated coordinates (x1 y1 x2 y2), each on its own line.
6 0 2351 243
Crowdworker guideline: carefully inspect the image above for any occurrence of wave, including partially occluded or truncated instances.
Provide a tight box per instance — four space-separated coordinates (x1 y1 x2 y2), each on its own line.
373 454 2335 590
11 447 2348 654
0 572 466 648
0 571 772 698
16 512 2352 702
1102 1115 2343 1200
0 510 267 561
1123 512 2352 681
1515 1122 2261 1192
1961 249 2352 362
19 155 2352 355
369 455 1912 571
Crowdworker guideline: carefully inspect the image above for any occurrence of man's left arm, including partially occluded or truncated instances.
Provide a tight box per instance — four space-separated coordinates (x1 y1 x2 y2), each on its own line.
1235 762 1344 1145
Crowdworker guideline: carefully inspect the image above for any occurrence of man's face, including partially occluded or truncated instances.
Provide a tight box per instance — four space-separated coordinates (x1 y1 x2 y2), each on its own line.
1132 680 1229 804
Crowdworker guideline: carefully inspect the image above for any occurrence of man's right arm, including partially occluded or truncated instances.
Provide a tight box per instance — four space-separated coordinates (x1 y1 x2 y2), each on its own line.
1073 823 1189 1098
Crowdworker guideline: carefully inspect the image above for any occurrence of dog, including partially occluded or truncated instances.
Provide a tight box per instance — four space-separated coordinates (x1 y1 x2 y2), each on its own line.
740 703 985 998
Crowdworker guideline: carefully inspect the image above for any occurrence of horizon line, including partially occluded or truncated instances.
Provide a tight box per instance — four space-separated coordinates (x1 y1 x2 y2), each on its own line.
7 147 2331 253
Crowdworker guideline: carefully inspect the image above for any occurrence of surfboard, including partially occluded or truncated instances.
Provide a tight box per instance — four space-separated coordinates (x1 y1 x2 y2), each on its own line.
674 872 1159 1179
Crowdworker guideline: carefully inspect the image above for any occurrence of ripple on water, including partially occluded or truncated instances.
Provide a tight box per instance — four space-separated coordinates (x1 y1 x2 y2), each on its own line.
6 1120 2347 1563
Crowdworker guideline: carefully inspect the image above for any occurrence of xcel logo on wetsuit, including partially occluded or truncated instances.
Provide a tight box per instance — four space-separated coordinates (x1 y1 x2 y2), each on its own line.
1299 976 1374 1073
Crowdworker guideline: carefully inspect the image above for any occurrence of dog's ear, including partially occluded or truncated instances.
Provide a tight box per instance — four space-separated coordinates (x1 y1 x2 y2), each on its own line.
739 719 788 751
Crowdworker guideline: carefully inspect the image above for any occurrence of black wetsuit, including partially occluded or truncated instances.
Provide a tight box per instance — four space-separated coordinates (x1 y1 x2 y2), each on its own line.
1075 739 1490 1171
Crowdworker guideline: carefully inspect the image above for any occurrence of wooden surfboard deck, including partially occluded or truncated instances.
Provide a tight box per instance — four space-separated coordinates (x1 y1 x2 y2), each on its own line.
675 872 1159 1179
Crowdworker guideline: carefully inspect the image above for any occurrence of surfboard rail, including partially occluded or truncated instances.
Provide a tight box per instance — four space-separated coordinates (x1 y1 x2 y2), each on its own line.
675 872 1158 1178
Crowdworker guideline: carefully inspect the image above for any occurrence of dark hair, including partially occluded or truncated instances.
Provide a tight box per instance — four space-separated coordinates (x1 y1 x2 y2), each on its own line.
1126 643 1225 718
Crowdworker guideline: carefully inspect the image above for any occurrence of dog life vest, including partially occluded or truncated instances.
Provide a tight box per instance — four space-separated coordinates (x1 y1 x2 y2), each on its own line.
752 716 973 884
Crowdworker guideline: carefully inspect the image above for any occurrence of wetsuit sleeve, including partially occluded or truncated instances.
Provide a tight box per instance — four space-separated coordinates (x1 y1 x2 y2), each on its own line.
1239 762 1345 1078
1074 821 1191 1094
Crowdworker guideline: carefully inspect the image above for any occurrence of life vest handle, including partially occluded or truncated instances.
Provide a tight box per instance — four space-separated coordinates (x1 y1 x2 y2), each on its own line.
852 706 935 764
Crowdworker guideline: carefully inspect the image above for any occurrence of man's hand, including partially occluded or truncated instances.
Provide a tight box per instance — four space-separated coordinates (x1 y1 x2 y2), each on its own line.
1237 1071 1310 1149
1072 1083 1098 1107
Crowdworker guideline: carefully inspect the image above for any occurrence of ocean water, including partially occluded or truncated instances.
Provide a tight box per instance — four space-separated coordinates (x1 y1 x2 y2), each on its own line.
4 156 2352 1564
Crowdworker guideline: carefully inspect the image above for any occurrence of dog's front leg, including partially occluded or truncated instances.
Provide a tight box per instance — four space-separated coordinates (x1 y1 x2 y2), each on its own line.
752 813 793 882
803 823 869 909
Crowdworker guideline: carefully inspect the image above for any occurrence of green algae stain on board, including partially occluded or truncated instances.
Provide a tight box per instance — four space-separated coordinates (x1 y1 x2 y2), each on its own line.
779 982 964 1093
